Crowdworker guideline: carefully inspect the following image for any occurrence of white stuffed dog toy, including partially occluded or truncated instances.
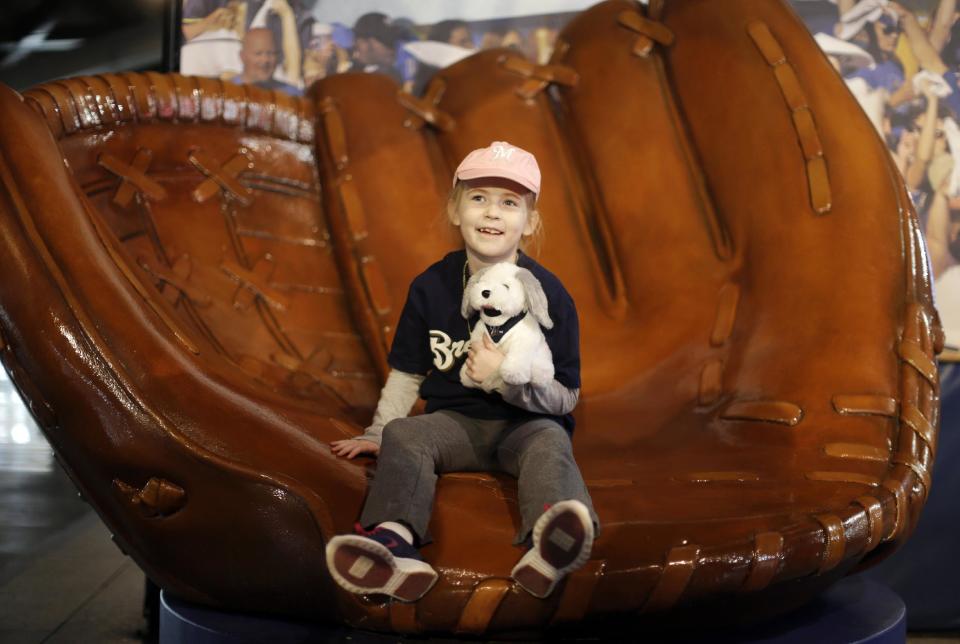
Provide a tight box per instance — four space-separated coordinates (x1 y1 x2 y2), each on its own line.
460 262 555 393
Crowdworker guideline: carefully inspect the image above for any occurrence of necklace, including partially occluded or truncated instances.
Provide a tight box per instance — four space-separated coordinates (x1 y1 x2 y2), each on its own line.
462 250 521 287
463 259 472 337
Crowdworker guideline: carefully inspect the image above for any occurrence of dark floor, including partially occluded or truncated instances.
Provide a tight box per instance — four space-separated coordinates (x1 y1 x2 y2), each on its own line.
0 370 147 644
0 367 958 643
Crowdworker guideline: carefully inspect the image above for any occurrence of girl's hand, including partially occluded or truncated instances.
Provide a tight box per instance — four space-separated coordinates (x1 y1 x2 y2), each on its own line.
465 333 505 383
330 438 380 459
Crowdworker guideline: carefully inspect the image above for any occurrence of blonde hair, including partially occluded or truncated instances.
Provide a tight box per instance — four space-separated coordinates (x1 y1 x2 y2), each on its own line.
445 181 545 256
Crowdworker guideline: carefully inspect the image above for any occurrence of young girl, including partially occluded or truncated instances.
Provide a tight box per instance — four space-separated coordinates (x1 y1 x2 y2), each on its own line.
326 141 599 602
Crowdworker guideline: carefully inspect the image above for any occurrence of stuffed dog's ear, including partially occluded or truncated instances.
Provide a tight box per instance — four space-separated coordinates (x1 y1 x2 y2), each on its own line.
516 268 553 329
460 266 488 319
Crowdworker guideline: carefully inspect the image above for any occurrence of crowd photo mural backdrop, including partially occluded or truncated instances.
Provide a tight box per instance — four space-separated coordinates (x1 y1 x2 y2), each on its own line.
178 0 960 359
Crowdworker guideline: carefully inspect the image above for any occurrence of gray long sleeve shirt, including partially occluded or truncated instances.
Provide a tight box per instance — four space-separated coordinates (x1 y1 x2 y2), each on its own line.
358 369 580 446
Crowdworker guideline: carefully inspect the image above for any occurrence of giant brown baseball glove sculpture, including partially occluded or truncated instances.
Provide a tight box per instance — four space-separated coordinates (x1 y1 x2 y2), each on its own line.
0 0 942 636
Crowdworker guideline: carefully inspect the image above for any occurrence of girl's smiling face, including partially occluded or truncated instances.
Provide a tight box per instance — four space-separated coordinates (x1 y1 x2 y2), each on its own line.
448 177 538 267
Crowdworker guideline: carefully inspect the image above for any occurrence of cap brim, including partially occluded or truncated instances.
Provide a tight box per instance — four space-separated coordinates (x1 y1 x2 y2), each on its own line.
455 167 539 195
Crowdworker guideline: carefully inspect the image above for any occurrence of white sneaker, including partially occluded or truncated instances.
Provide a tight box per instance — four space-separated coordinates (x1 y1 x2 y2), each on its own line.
325 527 438 602
511 499 594 598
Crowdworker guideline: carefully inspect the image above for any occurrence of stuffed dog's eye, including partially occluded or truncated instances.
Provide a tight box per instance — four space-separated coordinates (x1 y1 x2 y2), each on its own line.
503 284 509 290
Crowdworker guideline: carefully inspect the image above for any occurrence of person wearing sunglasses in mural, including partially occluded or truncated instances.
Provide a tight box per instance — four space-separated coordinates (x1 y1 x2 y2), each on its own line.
836 2 911 108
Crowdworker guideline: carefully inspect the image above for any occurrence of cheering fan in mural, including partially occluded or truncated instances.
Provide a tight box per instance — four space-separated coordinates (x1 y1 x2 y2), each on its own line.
302 22 338 88
832 1 958 109
815 32 883 129
836 2 912 107
230 27 302 95
903 78 952 216
346 12 404 83
182 0 315 87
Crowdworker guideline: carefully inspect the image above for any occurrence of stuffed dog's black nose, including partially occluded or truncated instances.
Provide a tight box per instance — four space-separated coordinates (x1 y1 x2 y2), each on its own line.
481 290 490 298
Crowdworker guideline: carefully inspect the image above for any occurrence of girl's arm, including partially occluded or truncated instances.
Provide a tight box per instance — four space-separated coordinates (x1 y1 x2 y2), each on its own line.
501 381 579 416
465 335 580 415
358 369 425 445
501 283 581 417
331 369 424 458
333 276 431 459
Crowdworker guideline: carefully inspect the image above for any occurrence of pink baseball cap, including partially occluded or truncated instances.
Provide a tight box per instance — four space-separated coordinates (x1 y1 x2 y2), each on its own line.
453 141 541 197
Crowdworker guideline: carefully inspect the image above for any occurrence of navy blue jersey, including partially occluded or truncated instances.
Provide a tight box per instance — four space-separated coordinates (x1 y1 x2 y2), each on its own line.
387 249 580 432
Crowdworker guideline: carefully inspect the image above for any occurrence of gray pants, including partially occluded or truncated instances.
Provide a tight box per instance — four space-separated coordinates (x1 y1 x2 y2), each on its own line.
359 410 599 545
